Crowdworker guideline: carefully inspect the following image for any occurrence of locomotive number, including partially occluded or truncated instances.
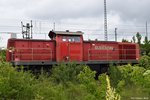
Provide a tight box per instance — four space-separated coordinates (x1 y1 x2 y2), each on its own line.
95 46 114 50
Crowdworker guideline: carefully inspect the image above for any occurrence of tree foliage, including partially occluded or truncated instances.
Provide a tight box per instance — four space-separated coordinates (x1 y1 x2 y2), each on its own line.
136 32 142 45
108 65 122 88
0 50 6 62
50 63 84 84
139 55 150 69
109 64 150 99
141 36 150 55
98 74 107 100
122 38 129 42
132 36 136 43
0 62 109 100
131 32 150 56
0 62 36 99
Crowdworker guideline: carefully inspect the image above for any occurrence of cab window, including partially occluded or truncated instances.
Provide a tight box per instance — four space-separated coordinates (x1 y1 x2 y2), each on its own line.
62 36 67 42
68 36 80 42
61 36 81 42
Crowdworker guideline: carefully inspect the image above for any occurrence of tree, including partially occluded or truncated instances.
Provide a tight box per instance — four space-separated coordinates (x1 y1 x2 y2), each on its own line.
144 36 149 44
141 36 150 55
132 36 136 43
122 39 129 42
136 32 142 45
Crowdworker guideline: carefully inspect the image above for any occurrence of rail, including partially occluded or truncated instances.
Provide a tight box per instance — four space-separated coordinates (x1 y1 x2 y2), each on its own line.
11 48 52 62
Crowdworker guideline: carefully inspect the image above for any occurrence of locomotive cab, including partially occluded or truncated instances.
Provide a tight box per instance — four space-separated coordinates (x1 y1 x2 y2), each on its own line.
49 30 83 62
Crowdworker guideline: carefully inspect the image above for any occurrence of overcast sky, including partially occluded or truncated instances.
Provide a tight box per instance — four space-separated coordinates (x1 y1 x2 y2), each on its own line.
0 0 150 47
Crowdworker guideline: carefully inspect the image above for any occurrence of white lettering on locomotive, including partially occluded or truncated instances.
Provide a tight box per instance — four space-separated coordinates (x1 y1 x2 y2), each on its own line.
95 46 114 50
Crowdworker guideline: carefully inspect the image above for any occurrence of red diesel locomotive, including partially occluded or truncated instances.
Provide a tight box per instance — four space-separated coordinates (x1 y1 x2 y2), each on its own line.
6 30 140 69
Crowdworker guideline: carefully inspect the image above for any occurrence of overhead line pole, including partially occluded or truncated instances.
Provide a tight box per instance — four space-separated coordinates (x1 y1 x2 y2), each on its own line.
146 21 148 40
115 28 117 42
53 22 55 31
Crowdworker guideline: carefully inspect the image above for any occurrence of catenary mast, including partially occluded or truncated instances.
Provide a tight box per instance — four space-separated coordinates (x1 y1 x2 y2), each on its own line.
104 0 108 41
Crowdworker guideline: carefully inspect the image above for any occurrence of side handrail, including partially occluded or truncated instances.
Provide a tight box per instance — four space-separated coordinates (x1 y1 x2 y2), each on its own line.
11 48 52 61
88 48 139 61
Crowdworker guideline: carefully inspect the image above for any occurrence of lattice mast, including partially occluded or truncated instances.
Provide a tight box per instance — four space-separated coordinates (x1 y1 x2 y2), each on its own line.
21 20 33 39
104 0 108 41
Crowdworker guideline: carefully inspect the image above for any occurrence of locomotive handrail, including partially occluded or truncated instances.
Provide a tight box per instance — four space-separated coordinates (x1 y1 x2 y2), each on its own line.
88 48 139 61
11 48 52 62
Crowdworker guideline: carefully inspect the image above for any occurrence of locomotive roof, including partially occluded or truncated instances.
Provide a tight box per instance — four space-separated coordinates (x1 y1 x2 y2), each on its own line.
50 31 84 35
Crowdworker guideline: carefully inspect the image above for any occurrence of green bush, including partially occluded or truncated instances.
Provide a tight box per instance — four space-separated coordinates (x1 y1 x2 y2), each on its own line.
108 64 122 88
35 64 105 100
77 66 102 100
98 74 107 100
65 83 96 100
139 55 150 69
0 62 107 100
118 64 146 86
0 50 6 62
0 62 36 99
109 64 150 99
143 70 150 95
51 63 84 84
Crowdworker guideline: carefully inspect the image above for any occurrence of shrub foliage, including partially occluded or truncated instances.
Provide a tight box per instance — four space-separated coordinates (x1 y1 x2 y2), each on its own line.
0 54 150 99
0 62 108 100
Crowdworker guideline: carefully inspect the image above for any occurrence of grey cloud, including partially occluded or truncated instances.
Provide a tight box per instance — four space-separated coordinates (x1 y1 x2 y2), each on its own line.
0 0 150 24
26 0 103 20
23 0 150 24
109 0 150 23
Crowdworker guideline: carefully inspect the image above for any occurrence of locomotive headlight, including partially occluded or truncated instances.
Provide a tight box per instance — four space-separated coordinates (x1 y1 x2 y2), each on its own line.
9 50 12 52
92 44 95 46
66 56 69 60
46 44 49 47
8 47 15 52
